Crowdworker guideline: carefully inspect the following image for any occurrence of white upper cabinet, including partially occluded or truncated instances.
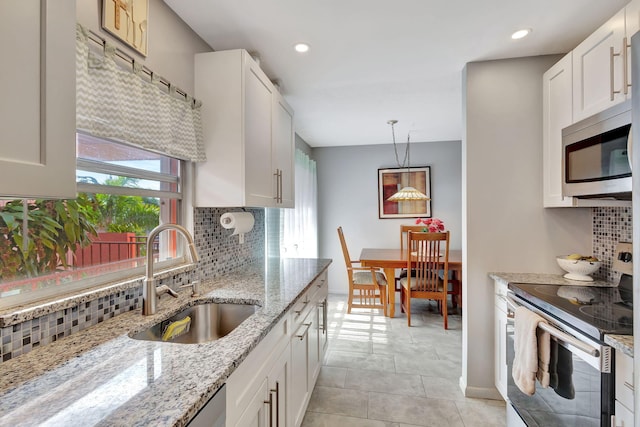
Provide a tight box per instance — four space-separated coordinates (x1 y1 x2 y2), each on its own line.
572 9 626 122
626 0 640 90
272 93 295 208
0 0 77 199
543 1 637 208
626 0 640 38
244 58 276 207
194 49 295 208
573 0 640 121
543 53 574 207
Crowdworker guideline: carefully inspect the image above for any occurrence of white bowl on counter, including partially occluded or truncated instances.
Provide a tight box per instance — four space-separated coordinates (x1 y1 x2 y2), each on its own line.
556 256 601 282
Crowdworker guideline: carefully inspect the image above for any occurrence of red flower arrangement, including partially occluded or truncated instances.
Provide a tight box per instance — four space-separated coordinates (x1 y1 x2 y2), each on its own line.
415 218 445 232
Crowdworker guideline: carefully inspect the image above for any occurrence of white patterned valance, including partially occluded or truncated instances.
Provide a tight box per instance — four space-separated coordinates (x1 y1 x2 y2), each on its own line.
75 24 206 162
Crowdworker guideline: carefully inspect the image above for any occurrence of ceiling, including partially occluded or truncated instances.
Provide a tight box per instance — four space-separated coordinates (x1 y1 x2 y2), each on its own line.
164 0 630 147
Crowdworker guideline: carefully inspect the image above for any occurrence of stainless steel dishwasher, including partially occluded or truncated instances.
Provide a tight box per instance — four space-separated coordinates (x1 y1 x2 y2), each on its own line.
187 384 226 427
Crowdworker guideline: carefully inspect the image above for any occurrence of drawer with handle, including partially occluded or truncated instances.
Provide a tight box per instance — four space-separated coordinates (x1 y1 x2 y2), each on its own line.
615 349 634 413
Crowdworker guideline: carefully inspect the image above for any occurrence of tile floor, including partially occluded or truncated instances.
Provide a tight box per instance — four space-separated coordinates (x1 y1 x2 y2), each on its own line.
301 294 506 427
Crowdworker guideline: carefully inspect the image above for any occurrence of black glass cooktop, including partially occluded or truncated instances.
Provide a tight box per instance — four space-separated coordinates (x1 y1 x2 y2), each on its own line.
508 281 633 341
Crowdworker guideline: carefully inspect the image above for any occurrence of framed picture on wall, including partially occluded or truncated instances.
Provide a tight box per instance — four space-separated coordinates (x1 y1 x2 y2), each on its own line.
378 166 431 219
102 0 149 56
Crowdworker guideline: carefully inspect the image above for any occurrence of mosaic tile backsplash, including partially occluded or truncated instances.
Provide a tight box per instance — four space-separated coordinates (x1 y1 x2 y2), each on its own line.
592 206 632 283
0 207 266 363
2 288 141 362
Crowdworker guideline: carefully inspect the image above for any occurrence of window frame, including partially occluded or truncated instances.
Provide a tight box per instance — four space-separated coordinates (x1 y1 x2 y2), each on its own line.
0 135 193 310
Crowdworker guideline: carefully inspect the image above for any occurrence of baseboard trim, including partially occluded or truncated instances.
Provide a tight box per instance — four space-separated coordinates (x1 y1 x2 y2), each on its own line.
459 376 504 401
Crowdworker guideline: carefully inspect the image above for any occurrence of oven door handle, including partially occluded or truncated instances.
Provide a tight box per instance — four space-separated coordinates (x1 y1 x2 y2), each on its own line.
506 293 600 358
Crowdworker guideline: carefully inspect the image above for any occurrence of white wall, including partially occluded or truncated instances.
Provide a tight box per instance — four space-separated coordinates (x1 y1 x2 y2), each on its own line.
76 0 211 95
315 141 462 294
461 56 593 399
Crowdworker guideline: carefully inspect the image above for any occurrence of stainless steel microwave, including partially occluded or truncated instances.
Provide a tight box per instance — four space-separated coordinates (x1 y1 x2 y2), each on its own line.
562 100 632 199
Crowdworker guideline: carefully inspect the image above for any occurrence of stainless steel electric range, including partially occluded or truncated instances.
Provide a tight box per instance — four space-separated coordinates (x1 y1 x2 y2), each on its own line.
505 244 633 427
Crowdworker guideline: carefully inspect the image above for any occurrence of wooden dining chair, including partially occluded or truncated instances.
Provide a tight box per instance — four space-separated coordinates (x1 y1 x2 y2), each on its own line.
337 227 388 315
400 230 450 329
401 225 461 311
395 225 426 292
400 225 425 251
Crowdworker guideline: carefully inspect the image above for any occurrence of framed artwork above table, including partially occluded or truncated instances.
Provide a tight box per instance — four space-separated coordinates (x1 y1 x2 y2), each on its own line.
378 166 431 219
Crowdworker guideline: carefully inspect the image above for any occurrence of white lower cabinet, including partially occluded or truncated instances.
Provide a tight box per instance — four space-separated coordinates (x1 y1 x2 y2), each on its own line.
232 342 290 427
311 276 328 386
290 297 321 426
289 271 328 427
226 315 289 427
311 272 328 385
614 400 634 427
235 378 269 427
264 345 289 427
494 279 508 400
613 349 634 427
226 270 329 427
317 296 328 361
290 311 313 427
306 309 320 396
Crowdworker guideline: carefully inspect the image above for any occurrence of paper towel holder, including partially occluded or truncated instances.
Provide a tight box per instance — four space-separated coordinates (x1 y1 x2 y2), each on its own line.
220 211 255 244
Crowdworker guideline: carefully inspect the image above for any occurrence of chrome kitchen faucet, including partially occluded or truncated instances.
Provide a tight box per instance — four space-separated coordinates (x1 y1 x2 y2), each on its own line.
143 224 200 315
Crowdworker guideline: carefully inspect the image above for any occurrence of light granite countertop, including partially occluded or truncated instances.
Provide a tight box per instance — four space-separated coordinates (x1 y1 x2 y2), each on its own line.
605 334 634 358
489 272 615 288
0 257 332 427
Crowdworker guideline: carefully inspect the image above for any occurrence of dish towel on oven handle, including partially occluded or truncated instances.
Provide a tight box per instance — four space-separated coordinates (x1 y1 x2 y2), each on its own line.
512 306 551 395
548 339 575 399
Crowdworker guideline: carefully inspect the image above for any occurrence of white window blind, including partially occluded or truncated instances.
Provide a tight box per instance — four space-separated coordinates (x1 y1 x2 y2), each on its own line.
75 24 206 162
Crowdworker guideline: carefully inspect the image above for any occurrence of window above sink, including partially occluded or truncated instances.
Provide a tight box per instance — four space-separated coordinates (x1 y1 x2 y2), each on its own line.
0 133 188 310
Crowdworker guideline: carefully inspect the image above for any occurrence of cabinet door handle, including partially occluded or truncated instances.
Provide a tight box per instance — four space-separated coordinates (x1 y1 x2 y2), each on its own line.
274 381 280 427
323 299 328 334
624 37 631 94
296 322 312 340
318 301 325 332
264 382 279 427
273 169 280 203
318 299 328 334
264 390 274 427
294 299 309 315
272 169 282 203
611 43 624 100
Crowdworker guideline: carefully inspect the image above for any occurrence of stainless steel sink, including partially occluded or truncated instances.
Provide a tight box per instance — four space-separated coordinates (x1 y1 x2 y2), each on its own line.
130 302 258 344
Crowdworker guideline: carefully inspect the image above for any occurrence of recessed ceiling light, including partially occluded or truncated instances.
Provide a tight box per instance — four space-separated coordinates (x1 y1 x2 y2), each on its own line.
511 29 532 40
294 43 310 53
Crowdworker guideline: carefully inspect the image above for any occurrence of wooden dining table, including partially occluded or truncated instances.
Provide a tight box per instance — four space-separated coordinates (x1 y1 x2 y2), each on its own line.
359 248 462 318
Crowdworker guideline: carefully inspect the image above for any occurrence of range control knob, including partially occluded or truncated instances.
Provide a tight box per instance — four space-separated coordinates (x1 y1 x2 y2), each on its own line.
618 251 633 263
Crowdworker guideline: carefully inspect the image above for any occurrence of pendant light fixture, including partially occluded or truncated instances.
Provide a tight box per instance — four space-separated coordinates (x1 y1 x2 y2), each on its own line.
386 120 430 202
